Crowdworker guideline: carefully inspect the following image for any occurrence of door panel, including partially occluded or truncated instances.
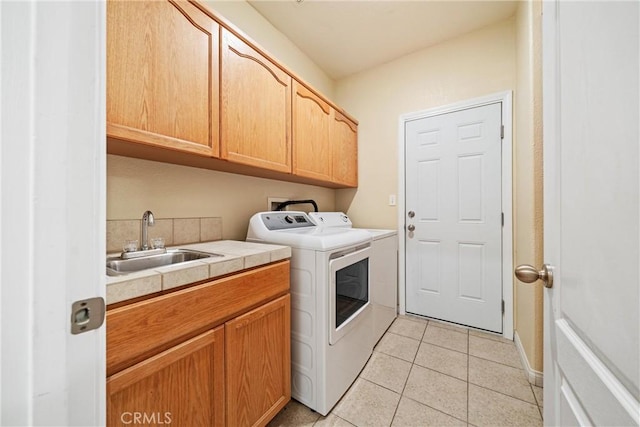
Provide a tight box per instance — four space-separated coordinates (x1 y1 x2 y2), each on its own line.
406 103 502 332
293 81 332 181
220 29 292 173
542 1 640 424
107 327 225 427
226 295 291 427
107 0 219 155
331 111 358 187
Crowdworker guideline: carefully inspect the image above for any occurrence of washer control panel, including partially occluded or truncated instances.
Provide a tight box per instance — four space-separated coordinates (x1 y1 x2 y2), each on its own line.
308 212 353 228
261 212 315 230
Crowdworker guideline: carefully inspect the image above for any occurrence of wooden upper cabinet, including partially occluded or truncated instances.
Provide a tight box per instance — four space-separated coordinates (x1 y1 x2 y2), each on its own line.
107 0 219 156
331 110 358 187
107 327 225 427
221 29 292 173
292 81 332 182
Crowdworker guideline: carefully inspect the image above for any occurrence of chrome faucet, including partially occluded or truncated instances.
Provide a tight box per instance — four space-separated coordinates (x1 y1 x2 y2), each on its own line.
141 210 155 250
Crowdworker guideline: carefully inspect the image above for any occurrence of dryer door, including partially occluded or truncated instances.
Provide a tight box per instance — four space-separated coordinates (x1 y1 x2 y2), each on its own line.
328 245 371 345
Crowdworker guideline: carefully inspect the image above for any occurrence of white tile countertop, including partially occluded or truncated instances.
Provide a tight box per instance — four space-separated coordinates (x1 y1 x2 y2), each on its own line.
106 240 291 305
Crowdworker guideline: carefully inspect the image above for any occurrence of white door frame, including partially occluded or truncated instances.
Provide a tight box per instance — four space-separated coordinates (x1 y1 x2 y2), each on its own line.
398 91 513 339
0 1 106 425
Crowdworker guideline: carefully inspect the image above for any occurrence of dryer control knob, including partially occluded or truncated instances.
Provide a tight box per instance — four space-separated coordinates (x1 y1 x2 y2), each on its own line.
284 215 294 223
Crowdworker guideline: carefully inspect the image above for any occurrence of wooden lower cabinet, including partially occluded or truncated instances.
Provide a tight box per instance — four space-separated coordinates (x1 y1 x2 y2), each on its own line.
107 326 225 426
226 294 291 427
106 261 291 426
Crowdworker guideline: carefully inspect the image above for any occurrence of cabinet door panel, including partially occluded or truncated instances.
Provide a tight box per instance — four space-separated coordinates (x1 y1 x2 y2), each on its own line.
107 327 225 427
331 110 358 187
226 294 291 427
293 81 332 181
107 0 219 156
221 29 292 173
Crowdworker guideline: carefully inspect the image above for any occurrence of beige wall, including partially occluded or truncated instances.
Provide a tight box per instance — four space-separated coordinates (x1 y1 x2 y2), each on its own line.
333 13 544 374
202 0 335 98
107 155 335 241
514 0 544 373
334 18 517 229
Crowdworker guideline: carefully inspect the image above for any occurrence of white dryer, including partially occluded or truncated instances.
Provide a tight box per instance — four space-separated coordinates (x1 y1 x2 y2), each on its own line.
309 212 398 346
247 211 374 415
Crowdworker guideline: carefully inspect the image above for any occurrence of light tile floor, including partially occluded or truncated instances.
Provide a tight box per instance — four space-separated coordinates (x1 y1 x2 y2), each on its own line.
269 315 544 427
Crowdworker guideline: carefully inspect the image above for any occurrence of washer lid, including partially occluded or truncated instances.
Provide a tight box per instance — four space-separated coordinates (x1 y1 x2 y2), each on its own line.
309 212 397 240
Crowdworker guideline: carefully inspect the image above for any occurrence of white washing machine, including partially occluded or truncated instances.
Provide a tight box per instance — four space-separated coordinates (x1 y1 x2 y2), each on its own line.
309 212 398 346
247 211 374 416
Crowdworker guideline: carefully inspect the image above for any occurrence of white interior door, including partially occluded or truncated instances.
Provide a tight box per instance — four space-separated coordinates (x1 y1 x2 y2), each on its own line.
540 1 640 425
405 102 503 332
1 1 106 425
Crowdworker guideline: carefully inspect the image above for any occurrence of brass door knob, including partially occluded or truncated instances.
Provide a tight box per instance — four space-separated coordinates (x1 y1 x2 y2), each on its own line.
515 264 554 288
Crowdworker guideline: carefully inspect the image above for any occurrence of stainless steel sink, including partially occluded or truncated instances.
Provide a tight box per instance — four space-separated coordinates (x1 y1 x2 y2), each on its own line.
106 249 223 276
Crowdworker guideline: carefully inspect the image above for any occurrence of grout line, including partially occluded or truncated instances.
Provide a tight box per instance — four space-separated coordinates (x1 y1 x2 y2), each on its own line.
530 383 542 407
390 320 424 427
421 339 469 356
467 353 523 370
315 412 355 426
358 376 403 397
400 395 469 425
411 363 468 384
374 348 417 365
470 382 540 407
468 353 528 371
354 378 400 427
385 330 422 342
421 319 429 340
530 383 544 420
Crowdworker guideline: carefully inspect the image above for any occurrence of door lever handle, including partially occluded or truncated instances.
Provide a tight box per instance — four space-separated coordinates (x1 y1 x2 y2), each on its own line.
515 264 554 288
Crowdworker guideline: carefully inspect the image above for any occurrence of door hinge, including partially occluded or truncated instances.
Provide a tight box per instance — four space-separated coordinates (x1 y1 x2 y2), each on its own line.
502 300 505 314
501 212 504 226
500 125 505 139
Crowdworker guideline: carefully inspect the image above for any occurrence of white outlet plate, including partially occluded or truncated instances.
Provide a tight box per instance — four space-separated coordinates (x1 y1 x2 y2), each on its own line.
389 194 397 206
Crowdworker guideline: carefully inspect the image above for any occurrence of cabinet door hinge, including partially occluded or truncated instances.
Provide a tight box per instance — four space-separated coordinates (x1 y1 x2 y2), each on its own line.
501 212 504 227
502 300 505 314
500 125 505 139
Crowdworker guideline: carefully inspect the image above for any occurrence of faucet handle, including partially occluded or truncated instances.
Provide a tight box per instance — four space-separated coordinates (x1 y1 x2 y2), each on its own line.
122 240 139 253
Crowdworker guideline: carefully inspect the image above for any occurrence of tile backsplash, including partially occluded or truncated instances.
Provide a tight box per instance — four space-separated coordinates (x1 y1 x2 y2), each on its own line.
107 217 222 253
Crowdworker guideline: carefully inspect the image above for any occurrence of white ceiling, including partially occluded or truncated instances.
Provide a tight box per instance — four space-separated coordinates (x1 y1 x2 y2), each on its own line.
248 0 519 80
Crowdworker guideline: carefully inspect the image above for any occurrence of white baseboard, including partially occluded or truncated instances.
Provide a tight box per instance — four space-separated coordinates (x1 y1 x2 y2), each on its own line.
514 331 544 387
